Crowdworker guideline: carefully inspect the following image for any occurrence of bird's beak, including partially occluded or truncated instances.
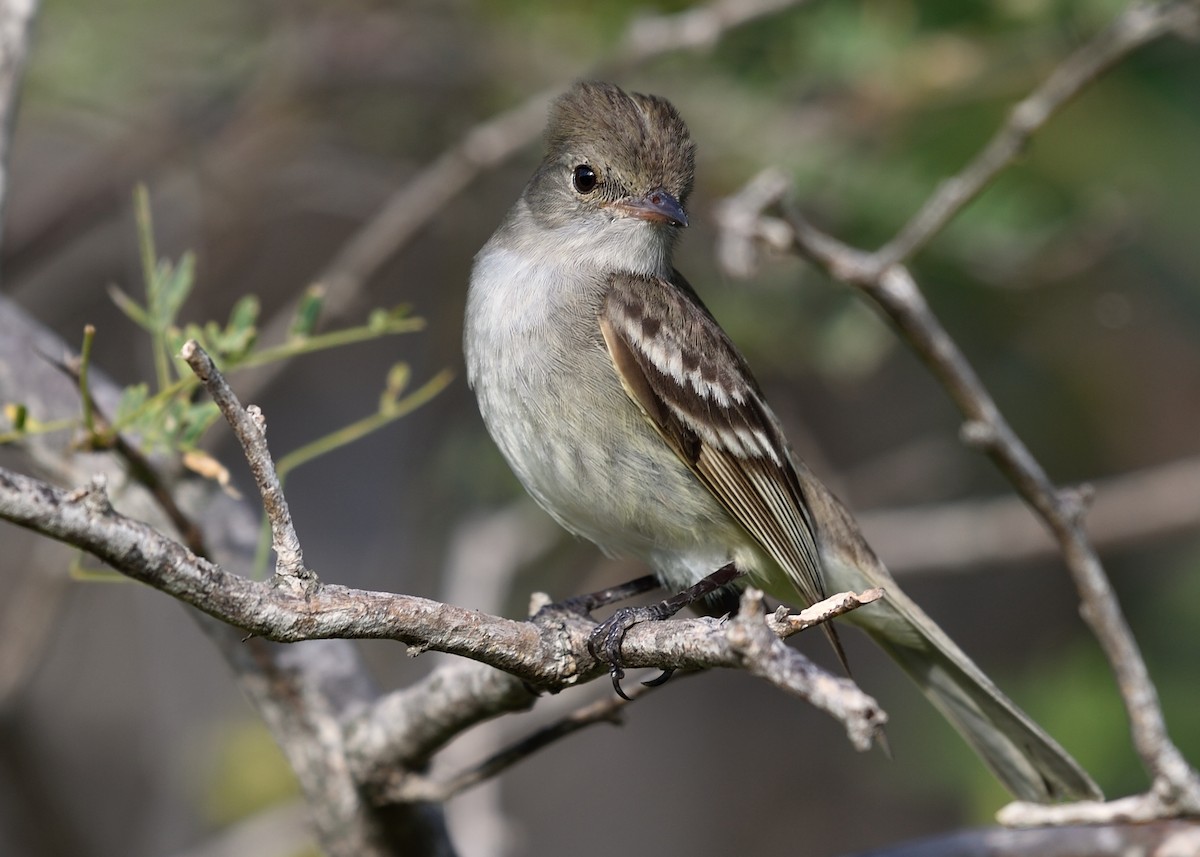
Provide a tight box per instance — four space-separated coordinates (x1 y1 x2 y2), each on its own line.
612 189 688 228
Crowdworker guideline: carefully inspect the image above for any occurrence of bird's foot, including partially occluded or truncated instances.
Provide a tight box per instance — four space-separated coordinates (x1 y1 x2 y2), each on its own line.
588 562 743 699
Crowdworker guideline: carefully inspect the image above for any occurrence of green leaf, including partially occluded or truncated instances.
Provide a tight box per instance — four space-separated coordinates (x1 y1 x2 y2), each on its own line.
114 383 150 426
177 401 222 449
159 251 196 325
290 286 324 340
381 362 410 409
367 307 389 333
108 284 153 329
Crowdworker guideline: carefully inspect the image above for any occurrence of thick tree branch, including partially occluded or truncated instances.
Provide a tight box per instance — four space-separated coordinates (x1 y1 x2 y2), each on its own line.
0 464 885 746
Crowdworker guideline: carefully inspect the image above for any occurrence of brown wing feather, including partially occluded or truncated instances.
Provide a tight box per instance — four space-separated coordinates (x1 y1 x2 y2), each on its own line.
599 271 826 609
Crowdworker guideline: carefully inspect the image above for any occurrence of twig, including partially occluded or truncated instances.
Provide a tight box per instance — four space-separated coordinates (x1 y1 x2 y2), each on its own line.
766 587 884 637
393 683 645 804
41 348 212 557
868 0 1200 274
180 340 310 585
844 818 1200 857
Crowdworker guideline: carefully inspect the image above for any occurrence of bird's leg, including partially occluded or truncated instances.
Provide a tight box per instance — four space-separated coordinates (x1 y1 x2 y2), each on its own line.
533 573 662 621
589 562 743 699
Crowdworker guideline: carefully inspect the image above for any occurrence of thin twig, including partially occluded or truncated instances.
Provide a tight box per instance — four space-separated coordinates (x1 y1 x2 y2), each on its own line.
395 685 645 804
766 587 884 637
42 349 211 557
846 818 1200 857
868 0 1200 274
180 340 309 585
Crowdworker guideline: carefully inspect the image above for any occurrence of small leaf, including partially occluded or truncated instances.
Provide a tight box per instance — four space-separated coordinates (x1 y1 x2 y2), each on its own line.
159 251 196 324
176 401 222 449
5 403 28 432
218 296 260 362
290 285 324 339
367 308 389 332
228 294 260 332
108 284 153 329
114 384 150 426
381 362 411 410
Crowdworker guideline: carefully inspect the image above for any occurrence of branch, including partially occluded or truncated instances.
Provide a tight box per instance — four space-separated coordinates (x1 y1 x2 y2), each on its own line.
371 589 886 804
790 193 1200 823
844 818 1200 857
0 297 452 856
0 460 884 745
385 677 647 804
715 0 1200 823
181 340 309 584
869 0 1200 273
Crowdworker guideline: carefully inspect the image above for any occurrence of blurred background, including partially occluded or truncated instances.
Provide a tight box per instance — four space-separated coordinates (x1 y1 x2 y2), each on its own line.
2 0 1199 855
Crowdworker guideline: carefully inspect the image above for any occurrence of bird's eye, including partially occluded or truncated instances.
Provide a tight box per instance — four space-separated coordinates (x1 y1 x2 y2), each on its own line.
572 164 598 194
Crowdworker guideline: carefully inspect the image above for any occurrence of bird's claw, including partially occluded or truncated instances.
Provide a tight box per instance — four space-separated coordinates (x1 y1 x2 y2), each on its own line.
641 668 675 688
588 605 677 699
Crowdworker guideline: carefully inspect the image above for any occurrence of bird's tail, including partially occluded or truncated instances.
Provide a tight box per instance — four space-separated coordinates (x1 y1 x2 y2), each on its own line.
857 582 1102 803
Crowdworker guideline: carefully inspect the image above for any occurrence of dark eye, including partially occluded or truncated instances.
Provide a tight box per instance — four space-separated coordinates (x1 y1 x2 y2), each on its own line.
572 164 598 194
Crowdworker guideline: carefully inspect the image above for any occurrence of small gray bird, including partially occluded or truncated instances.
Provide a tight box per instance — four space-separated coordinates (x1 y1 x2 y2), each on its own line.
465 80 1100 803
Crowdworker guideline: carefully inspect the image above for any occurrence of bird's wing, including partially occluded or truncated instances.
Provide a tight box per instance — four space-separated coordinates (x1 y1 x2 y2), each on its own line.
599 271 826 608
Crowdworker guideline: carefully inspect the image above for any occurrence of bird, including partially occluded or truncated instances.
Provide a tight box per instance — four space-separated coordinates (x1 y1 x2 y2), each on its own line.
464 79 1101 804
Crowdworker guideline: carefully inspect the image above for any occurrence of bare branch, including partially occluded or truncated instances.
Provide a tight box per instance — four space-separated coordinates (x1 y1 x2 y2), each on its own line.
870 0 1200 273
846 818 1200 857
784 215 1200 820
345 660 536 789
715 0 1200 821
384 588 887 805
0 465 885 752
767 587 884 637
394 685 645 804
181 339 309 584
